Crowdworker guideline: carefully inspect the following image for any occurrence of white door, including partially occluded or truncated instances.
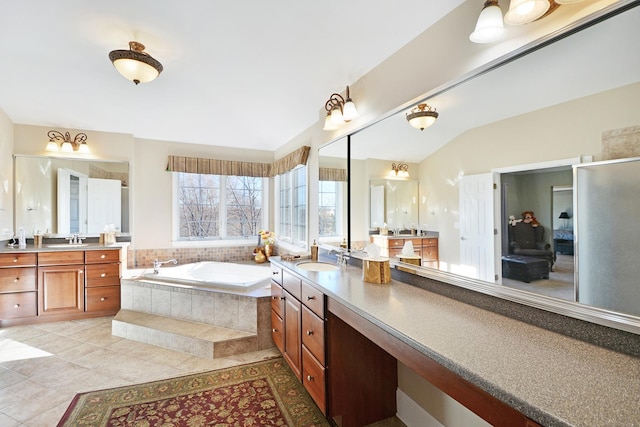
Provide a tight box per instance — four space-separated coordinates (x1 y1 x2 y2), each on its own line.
459 173 496 282
57 168 88 234
87 178 121 233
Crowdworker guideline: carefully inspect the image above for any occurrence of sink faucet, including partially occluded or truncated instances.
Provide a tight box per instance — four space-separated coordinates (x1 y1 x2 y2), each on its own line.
329 248 350 267
153 258 178 274
67 234 82 244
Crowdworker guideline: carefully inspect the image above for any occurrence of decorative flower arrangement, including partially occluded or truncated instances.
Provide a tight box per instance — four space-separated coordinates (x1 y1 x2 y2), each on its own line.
259 230 275 245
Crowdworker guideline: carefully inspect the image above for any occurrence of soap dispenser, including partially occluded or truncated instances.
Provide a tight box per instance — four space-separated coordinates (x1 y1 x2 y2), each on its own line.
311 240 318 261
18 227 26 249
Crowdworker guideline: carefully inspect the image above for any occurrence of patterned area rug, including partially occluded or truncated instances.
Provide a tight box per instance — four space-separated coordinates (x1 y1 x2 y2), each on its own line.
57 357 329 427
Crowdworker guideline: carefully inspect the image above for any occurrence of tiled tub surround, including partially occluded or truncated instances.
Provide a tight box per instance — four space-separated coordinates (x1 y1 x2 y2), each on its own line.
114 278 274 358
128 245 277 269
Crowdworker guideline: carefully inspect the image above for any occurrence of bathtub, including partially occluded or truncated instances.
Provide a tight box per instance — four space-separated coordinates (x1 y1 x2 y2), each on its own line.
140 261 272 293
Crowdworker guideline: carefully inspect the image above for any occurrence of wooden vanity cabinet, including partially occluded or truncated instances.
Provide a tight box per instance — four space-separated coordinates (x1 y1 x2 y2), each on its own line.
271 265 328 414
38 251 85 316
0 253 38 319
85 249 121 312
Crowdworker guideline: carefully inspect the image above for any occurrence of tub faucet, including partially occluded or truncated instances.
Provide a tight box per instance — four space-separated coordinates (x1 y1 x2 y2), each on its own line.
153 258 178 274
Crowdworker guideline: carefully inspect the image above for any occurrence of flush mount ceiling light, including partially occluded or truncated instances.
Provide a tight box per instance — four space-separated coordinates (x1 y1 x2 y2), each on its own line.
406 103 439 131
470 0 505 43
46 130 90 153
504 0 551 25
391 162 409 177
554 0 585 3
323 86 358 131
109 41 163 85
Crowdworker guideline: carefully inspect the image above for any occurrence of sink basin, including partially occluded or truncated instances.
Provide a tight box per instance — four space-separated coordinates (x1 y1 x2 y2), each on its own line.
46 243 90 248
296 261 340 272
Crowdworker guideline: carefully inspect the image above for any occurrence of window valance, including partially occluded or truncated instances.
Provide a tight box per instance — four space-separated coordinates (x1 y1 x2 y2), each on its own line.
319 167 347 182
166 146 310 178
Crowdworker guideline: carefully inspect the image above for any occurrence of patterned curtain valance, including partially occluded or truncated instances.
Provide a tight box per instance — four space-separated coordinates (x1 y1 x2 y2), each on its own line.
271 146 311 176
166 146 310 178
319 167 347 182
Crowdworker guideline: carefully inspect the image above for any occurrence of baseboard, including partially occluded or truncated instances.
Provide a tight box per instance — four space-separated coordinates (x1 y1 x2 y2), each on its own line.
396 388 443 427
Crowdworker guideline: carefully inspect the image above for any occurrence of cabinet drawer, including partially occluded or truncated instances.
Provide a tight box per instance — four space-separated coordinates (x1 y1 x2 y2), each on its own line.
85 285 121 312
38 251 84 266
0 253 37 268
85 250 120 264
282 270 301 300
0 292 37 319
388 239 405 248
302 345 326 414
0 267 37 292
271 309 284 353
422 238 438 247
301 281 324 318
271 281 284 318
271 264 282 285
85 263 121 287
302 305 325 365
422 247 438 261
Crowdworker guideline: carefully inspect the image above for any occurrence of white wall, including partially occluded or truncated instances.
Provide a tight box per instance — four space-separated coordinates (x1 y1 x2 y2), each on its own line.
0 108 13 239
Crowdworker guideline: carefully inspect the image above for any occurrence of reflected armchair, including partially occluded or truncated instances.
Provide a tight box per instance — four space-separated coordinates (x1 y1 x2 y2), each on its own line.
508 222 555 271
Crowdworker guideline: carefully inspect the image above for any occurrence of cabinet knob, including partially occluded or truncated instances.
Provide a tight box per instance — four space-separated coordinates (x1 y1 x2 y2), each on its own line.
14 304 20 309
100 254 106 259
306 375 314 381
306 295 315 300
306 330 313 336
272 328 277 333
13 258 18 263
100 297 106 301
13 278 19 282
100 273 106 277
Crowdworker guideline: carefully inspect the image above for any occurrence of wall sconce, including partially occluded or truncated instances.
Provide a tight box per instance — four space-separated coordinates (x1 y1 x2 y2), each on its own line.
46 130 90 153
470 0 562 43
406 103 439 131
470 0 505 43
391 162 409 177
109 41 163 85
323 86 358 131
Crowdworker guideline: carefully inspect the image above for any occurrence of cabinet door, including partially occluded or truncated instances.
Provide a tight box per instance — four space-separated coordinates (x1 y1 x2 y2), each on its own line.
38 265 84 316
283 290 302 380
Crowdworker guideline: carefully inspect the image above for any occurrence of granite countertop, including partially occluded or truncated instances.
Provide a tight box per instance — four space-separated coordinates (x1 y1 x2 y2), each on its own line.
0 243 128 253
271 257 640 426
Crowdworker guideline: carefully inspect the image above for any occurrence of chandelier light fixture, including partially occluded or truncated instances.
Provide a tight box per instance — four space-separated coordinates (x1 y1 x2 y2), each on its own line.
323 86 358 131
391 162 409 177
470 0 505 43
46 130 90 153
406 103 439 131
109 41 163 85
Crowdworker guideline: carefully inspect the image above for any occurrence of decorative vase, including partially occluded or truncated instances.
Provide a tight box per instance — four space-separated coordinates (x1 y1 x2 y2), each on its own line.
264 244 274 259
254 250 266 264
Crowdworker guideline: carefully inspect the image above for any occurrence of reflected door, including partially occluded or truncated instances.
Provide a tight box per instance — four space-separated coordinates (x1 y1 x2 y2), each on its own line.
57 168 87 234
459 173 495 281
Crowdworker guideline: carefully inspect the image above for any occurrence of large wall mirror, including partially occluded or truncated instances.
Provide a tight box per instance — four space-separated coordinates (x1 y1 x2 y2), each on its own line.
347 5 640 332
14 155 130 237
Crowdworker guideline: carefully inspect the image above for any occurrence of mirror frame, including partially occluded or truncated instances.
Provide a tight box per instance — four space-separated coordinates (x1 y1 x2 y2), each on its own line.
345 3 640 335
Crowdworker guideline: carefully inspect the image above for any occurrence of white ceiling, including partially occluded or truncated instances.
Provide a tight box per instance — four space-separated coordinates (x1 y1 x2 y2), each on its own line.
0 1 466 152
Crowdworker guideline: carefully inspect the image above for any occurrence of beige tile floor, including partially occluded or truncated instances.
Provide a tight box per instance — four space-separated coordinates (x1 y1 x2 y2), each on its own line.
0 316 280 427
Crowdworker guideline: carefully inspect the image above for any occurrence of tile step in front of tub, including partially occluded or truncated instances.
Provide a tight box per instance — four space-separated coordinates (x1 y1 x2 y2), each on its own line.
112 309 258 359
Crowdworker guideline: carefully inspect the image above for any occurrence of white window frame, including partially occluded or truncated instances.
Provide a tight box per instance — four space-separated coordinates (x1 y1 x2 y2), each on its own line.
275 165 308 251
171 173 269 247
318 180 344 241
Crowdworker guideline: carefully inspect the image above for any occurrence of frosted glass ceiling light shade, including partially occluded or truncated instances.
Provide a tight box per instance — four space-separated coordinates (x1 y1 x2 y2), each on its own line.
470 0 505 43
555 0 584 3
109 41 163 85
323 86 357 130
504 0 550 25
406 104 439 131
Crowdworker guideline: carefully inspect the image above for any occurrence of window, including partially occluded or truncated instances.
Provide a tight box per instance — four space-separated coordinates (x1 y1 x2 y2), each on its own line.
175 172 265 241
277 166 307 247
319 180 343 237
